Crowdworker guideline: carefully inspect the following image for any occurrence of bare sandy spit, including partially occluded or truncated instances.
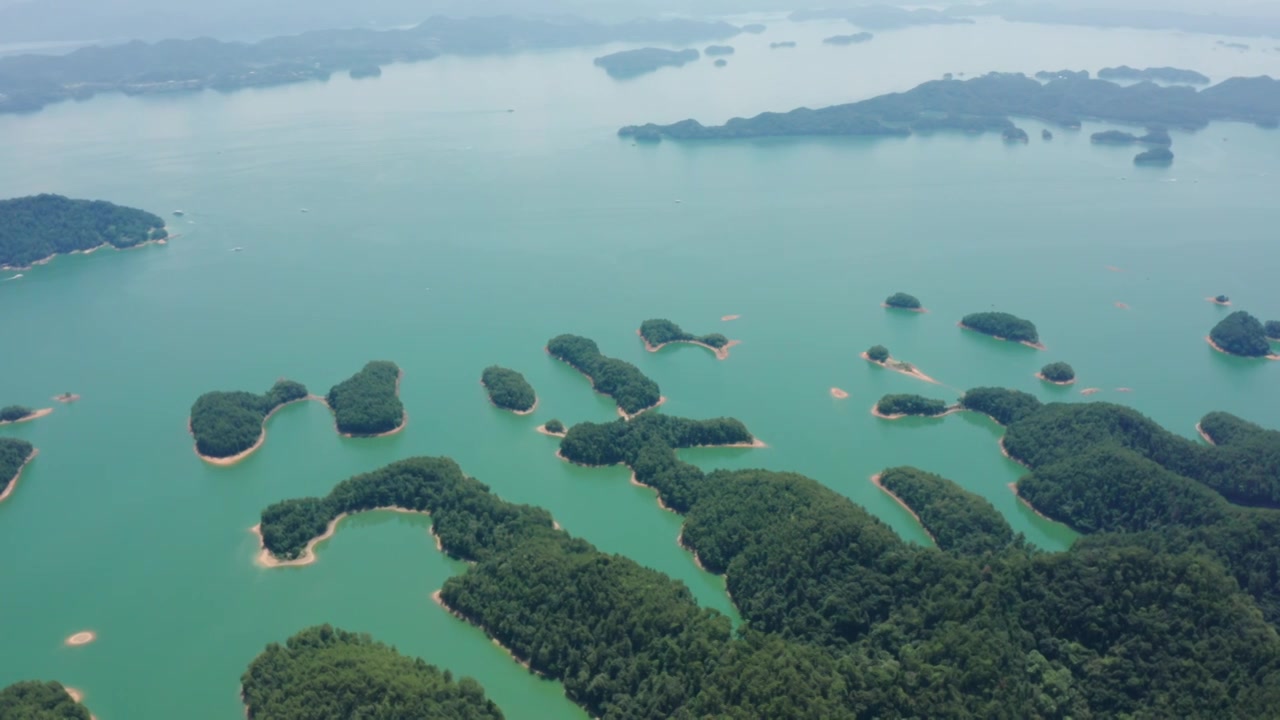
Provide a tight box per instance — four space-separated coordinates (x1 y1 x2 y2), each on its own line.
53 393 81 404
1035 373 1076 386
535 425 567 438
618 396 667 421
998 437 1031 470
1205 297 1232 306
1205 335 1280 360
958 322 1046 351
0 448 39 504
639 329 740 361
871 474 936 543
871 404 963 421
432 590 539 674
829 387 850 400
1114 302 1130 309
252 507 431 568
1105 265 1124 272
1195 422 1216 445
860 352 941 385
65 687 84 703
881 304 929 313
191 396 321 466
720 314 740 322
1115 387 1133 393
65 631 96 646
0 407 53 426
1079 387 1102 396
676 529 716 574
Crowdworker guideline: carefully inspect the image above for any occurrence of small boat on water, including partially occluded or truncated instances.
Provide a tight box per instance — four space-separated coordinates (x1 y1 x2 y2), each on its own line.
230 247 243 252
173 210 185 216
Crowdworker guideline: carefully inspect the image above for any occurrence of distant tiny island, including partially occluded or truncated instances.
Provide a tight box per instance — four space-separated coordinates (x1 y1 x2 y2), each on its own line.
1208 311 1278 358
639 318 738 360
1003 127 1029 143
1097 66 1210 85
1042 129 1054 140
537 419 567 437
481 366 537 414
1036 69 1090 81
348 64 382 79
1 194 168 270
594 48 700 78
0 437 36 504
960 312 1043 349
714 59 728 68
327 361 406 436
1091 127 1171 145
0 405 53 425
52 392 81 404
770 41 797 49
1037 362 1077 385
1208 294 1231 306
189 380 311 464
1134 147 1175 165
883 292 925 312
823 33 874 46
704 45 734 56
548 334 663 419
861 345 940 384
873 394 957 420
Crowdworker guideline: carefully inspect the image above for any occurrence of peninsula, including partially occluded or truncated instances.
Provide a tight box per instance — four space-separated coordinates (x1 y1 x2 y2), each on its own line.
639 318 738 360
1097 66 1211 85
875 467 1014 554
1037 362 1077 385
593 48 700 78
0 405 53 425
960 312 1043 348
0 438 36 503
189 380 311 464
883 291 925 312
618 73 1280 142
861 345 940 384
327 361 406 436
548 334 663 418
1208 311 1277 358
823 33 874 45
481 365 537 414
0 194 167 270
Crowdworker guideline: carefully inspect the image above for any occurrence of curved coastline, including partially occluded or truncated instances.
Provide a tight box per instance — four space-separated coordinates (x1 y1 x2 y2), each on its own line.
0 231 175 272
830 387 849 399
535 424 567 438
870 474 936 543
331 369 409 437
881 303 928 313
1008 481 1054 522
618 396 666 421
432 590 538 674
64 631 96 646
252 506 434 568
0 407 53 426
871 404 962 421
1035 373 1076 386
958 322 1045 350
0 448 38 504
641 334 740 361
1195 422 1216 445
860 352 941 384
190 396 320 466
1205 335 1280 360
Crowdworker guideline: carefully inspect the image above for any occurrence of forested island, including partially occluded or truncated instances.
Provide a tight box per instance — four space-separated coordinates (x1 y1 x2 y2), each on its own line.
0 194 168 269
480 366 537 414
1097 66 1211 84
1037 361 1076 385
791 6 972 29
1209 311 1276 357
189 380 310 463
0 405 53 425
0 437 36 502
960 311 1042 348
327 361 405 436
1091 127 1171 145
1134 147 1175 165
873 394 953 419
618 72 1280 141
547 334 662 418
861 345 940 384
593 48 699 78
883 291 924 311
241 625 504 719
0 680 92 719
538 419 567 437
823 33 874 45
0 16 740 114
638 318 736 360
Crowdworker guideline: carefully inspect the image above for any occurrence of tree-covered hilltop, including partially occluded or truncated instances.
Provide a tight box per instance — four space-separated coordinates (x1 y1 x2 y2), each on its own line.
1097 66 1211 85
0 17 741 114
883 291 922 310
1134 147 1175 165
1091 127 1171 145
189 380 309 459
1 437 35 495
327 361 404 436
1038 361 1075 383
875 394 949 417
547 334 661 415
480 366 536 413
0 194 167 268
543 419 566 434
560 413 754 471
0 406 34 422
618 72 1280 141
0 680 92 719
1266 320 1280 340
638 319 730 349
877 467 1015 554
959 387 1043 425
961 311 1040 344
1210 310 1273 357
593 48 699 78
865 344 890 362
823 33 873 45
241 625 504 720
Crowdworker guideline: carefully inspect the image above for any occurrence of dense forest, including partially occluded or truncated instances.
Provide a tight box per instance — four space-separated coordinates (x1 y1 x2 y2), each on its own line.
0 680 92 719
593 48 699 78
189 380 308 459
1210 310 1273 356
883 292 921 310
1 437 35 494
0 405 34 422
241 625 504 719
638 319 730 349
480 366 536 413
961 311 1041 344
877 467 1015 555
544 419 566 434
958 386 1044 425
547 334 661 415
0 194 167 268
875 394 949 417
865 344 890 362
1265 319 1280 340
1039 361 1075 383
327 361 404 436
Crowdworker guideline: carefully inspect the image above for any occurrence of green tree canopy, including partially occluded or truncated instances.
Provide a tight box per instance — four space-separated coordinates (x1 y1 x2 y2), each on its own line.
0 680 91 720
884 292 922 309
1210 310 1271 356
327 361 404 435
0 405 34 422
0 194 167 268
480 366 536 412
866 345 890 362
189 380 308 458
961 311 1040 343
1039 361 1075 382
547 334 660 415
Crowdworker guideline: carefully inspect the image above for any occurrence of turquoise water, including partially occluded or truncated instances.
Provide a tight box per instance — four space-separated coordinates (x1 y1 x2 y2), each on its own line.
1 17 1278 719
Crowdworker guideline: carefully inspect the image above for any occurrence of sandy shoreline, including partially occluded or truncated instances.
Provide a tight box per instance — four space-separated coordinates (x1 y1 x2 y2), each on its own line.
1 232 176 272
0 407 54 426
1080 387 1102 395
830 387 849 399
860 352 941 384
998 437 1031 470
191 396 321 466
871 474 936 543
481 378 539 416
881 304 928 313
871 404 962 421
1035 373 1076 386
720 314 740 322
639 330 740 361
1195 422 1216 445
629 472 677 514
65 631 96 646
1205 335 1280 360
252 506 432 567
431 590 539 673
676 529 716 574
1008 482 1054 522
618 396 666 421
1205 297 1232 306
958 322 1045 350
535 424 567 438
0 448 39 504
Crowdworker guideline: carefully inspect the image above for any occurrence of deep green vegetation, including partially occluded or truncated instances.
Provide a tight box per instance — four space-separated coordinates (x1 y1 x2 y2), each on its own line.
619 72 1280 140
547 334 661 415
1134 147 1175 165
877 466 1015 554
327 361 404 436
1039 361 1075 383
961 311 1040 344
240 625 504 720
0 406 34 422
865 344 890 362
593 48 699 78
543 419 566 434
0 17 741 114
480 366 536 413
875 394 949 417
638 318 729 349
0 194 167 268
1265 320 1280 340
823 33 873 45
189 380 308 459
883 291 921 309
0 437 35 495
1098 66 1210 84
959 386 1043 425
1210 310 1273 357
0 681 91 719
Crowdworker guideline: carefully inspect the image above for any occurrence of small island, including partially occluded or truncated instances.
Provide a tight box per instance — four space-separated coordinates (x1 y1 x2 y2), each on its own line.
883 292 925 312
1091 127 1171 145
327 361 406 436
1003 126 1029 143
638 318 738 360
348 64 382 79
770 41 797 49
1042 129 1054 140
52 392 81 404
189 380 311 464
960 312 1043 349
481 366 537 414
873 394 956 419
1037 362 1077 385
593 48 700 78
0 405 53 425
823 33 874 45
537 419 567 437
0 437 36 504
1097 66 1211 85
1135 147 1174 165
1208 311 1278 358
547 334 663 419
0 681 92 720
0 194 168 270
704 45 734 56
241 625 504 720
714 59 727 68
1265 320 1280 341
861 345 940 384
1208 294 1231 306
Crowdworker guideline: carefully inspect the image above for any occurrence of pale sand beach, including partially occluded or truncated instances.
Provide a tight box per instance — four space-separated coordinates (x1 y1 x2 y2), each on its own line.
65 631 96 646
871 474 936 543
0 448 39 504
0 407 54 426
830 387 849 399
252 507 430 567
1035 373 1076 386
